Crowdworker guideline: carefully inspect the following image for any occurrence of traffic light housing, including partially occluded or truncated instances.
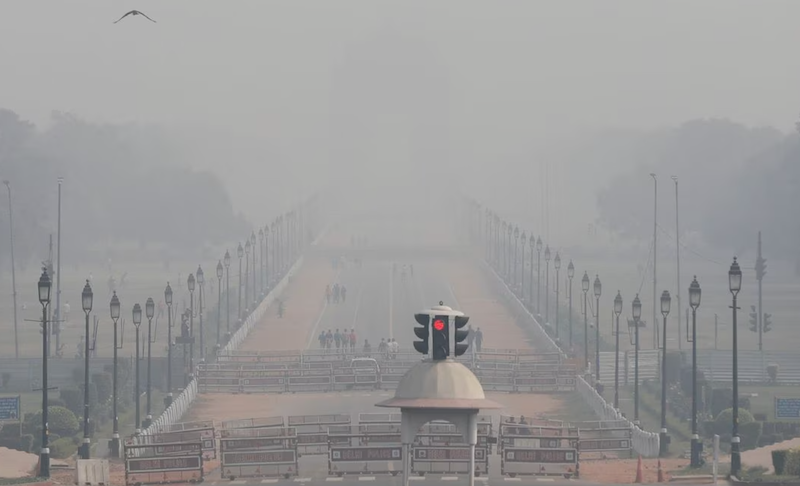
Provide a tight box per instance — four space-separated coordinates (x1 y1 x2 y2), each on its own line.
749 305 758 333
431 315 449 361
413 313 430 355
756 256 767 280
763 313 772 333
453 315 470 357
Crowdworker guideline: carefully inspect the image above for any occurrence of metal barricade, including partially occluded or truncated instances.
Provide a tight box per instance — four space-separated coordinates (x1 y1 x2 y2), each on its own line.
513 375 576 393
219 427 298 479
411 446 487 476
124 442 204 485
474 369 515 392
136 426 216 460
222 416 284 431
499 423 579 478
358 413 401 424
288 414 351 455
327 426 402 476
577 426 633 458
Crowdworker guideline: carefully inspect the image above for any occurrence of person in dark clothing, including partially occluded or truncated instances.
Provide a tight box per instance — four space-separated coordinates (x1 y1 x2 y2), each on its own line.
340 285 347 303
474 327 483 352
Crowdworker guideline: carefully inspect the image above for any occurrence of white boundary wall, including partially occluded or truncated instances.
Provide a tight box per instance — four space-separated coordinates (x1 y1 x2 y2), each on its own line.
479 259 660 458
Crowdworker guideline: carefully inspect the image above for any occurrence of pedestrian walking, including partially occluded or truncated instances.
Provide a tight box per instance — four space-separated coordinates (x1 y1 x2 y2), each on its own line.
334 329 342 352
341 285 347 303
349 329 357 351
474 327 483 352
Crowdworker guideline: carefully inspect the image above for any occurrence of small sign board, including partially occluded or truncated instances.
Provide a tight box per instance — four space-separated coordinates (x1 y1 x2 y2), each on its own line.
0 396 21 421
330 446 402 462
775 397 800 419
413 447 486 462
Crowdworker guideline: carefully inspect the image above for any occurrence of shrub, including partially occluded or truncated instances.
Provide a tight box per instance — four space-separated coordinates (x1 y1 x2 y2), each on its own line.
19 434 34 453
711 388 733 417
772 449 788 475
59 387 82 417
715 408 754 436
23 406 80 438
50 436 78 459
740 421 762 450
783 448 800 476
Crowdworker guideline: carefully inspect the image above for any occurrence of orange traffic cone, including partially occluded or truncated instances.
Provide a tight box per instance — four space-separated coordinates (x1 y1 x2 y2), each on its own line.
657 459 665 483
634 455 643 483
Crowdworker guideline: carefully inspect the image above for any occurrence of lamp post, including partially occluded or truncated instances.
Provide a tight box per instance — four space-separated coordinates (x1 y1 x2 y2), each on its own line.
568 260 574 349
131 303 142 434
251 232 257 305
237 243 243 321
196 266 205 360
244 240 251 315
80 280 93 459
529 235 535 307
554 253 561 339
259 229 265 296
581 272 590 371
264 226 270 288
109 292 121 457
187 273 195 386
501 221 507 277
164 283 173 407
3 180 19 359
613 291 622 409
271 222 276 282
520 232 526 299
216 261 223 347
37 268 52 477
144 297 155 429
729 257 743 477
536 237 543 315
513 227 519 289
593 275 602 383
688 276 702 468
224 250 231 338
659 290 672 456
632 294 642 424
545 246 551 324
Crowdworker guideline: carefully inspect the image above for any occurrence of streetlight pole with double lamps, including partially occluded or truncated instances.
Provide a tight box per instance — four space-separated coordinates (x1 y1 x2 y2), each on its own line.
536 237 543 315
132 303 142 434
259 229 265 296
581 272 590 372
688 276 702 467
224 251 231 338
109 292 121 456
520 231 526 297
37 268 52 477
216 261 223 347
244 239 251 314
196 266 205 360
528 235 535 307
660 290 672 456
187 273 195 386
544 246 551 325
237 243 244 321
164 283 173 407
567 261 574 349
613 291 622 409
729 257 743 477
251 232 257 306
513 227 519 288
264 226 270 288
80 280 93 459
144 298 155 429
554 253 561 339
593 275 602 383
631 294 642 425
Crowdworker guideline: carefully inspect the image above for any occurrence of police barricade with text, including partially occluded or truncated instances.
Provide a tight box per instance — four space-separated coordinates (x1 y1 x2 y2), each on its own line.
358 412 402 424
331 367 379 391
410 418 493 476
219 426 299 479
198 363 334 394
327 425 402 476
499 423 579 478
124 442 204 486
576 426 633 459
221 415 285 432
288 414 351 455
132 425 217 460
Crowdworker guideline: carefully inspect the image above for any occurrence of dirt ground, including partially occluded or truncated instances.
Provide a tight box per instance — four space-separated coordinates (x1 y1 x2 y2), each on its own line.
0 446 39 478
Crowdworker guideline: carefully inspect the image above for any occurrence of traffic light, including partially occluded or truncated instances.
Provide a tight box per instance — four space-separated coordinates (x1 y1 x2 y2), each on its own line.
756 256 767 280
413 313 430 355
763 313 772 333
431 315 449 361
453 315 470 357
749 305 758 333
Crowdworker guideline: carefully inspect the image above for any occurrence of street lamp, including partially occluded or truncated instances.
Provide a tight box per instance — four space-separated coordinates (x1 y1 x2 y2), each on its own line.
264 226 270 288
196 266 205 360
513 227 519 288
729 257 743 477
244 239 251 314
581 271 590 372
529 235 535 307
688 276 702 468
216 261 223 347
237 243 244 321
593 275 602 383
132 303 142 434
613 291 623 409
659 289 672 456
259 228 265 296
545 246 551 325
631 294 642 425
37 268 52 477
187 273 196 386
80 280 93 459
144 297 155 429
224 250 231 337
164 283 174 406
536 237 543 315
554 253 561 339
251 232 257 305
109 291 121 457
568 260 574 349
519 231 526 298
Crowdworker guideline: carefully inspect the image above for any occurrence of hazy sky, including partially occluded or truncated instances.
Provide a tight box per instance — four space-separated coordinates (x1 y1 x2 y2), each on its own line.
2 1 799 229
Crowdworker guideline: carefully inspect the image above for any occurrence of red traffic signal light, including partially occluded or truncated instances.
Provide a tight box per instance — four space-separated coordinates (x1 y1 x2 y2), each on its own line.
433 318 446 331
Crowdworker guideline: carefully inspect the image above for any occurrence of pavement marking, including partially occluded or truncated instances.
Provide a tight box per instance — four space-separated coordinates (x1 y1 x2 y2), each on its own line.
408 477 425 481
535 479 555 482
325 478 344 482
504 478 522 482
294 478 313 482
441 477 458 481
357 477 376 481
230 481 247 485
260 480 279 484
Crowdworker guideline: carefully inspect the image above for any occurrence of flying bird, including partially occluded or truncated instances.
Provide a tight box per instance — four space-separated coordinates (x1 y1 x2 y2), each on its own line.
113 10 157 24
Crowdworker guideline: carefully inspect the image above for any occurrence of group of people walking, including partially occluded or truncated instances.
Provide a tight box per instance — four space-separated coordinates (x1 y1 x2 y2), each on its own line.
319 328 357 352
325 283 347 304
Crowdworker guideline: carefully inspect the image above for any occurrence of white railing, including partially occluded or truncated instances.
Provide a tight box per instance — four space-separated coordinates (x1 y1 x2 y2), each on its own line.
576 376 660 457
480 257 661 457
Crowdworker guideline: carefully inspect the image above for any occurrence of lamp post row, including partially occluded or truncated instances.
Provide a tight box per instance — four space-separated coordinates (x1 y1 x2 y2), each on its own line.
35 202 313 476
470 200 741 470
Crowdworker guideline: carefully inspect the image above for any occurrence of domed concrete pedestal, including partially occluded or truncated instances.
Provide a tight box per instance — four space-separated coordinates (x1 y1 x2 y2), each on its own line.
376 359 502 486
